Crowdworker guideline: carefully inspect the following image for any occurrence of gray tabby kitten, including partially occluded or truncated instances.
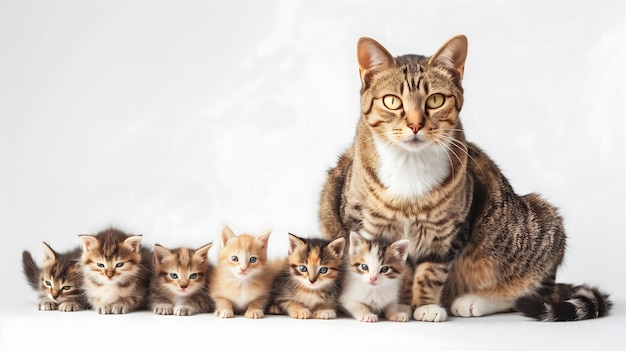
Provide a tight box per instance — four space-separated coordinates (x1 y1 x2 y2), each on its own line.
318 35 612 322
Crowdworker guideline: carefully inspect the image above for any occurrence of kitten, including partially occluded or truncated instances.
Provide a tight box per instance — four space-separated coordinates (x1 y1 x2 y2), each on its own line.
318 35 612 321
21 242 86 311
79 227 152 314
268 233 345 319
209 225 280 319
339 232 412 322
149 242 215 316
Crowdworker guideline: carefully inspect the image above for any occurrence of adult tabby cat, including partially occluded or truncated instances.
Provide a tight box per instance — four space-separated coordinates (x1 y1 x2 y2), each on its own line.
268 233 345 319
79 227 152 314
318 35 612 322
22 242 87 311
149 243 215 316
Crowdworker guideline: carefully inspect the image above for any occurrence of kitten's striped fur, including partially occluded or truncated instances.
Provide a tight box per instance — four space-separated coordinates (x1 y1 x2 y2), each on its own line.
22 242 86 311
79 227 152 314
149 243 215 316
318 35 611 322
269 233 345 319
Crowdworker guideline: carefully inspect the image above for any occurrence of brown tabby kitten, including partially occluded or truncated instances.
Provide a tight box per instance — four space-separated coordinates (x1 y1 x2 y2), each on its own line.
149 243 215 316
79 227 152 314
339 232 412 322
209 225 280 319
22 242 86 311
268 233 345 319
318 35 612 322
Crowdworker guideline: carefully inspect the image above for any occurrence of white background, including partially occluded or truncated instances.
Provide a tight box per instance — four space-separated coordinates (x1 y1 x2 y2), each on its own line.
1 0 624 350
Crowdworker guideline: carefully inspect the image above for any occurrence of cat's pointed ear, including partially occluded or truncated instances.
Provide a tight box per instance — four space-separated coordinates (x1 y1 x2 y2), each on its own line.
287 233 305 253
194 242 213 261
153 244 170 264
428 35 468 80
42 242 56 265
328 237 346 259
221 225 236 247
391 239 410 262
357 37 395 88
79 235 98 253
348 232 365 255
256 230 272 248
124 235 143 253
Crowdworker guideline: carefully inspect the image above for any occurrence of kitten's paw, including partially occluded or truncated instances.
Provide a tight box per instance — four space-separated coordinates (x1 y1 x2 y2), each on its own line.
313 309 336 320
451 294 512 317
244 309 265 319
398 303 412 316
267 305 283 315
358 313 379 323
38 301 57 311
98 304 129 314
153 304 174 315
174 306 196 316
215 309 234 318
413 304 447 322
58 302 81 312
388 312 409 322
288 307 312 319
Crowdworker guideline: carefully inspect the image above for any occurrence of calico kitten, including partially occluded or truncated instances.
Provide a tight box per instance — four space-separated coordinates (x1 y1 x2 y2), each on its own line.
22 242 86 311
318 35 612 322
79 227 152 314
149 242 215 316
268 233 345 319
339 232 412 322
209 225 280 319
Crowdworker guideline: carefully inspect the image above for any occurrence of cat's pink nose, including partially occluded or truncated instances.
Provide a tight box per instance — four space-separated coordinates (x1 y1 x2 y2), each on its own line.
408 124 421 134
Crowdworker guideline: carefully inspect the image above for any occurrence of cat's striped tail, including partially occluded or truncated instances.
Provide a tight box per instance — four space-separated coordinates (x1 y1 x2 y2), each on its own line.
514 283 612 321
22 250 41 291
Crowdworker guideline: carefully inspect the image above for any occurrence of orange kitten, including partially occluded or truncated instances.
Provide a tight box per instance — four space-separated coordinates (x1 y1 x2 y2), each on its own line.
209 225 280 319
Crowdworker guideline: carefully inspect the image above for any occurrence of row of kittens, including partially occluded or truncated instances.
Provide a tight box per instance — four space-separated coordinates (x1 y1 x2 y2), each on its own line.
22 226 414 322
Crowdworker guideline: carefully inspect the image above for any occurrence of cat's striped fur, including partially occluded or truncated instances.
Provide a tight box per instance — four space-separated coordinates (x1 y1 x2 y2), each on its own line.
318 35 612 322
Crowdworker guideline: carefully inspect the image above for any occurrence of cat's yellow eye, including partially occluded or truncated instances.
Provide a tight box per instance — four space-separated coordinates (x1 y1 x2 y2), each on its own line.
426 93 445 109
382 95 402 110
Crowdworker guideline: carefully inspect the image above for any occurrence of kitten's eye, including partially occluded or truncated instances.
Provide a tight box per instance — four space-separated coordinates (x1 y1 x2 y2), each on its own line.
319 267 328 274
426 93 445 109
249 257 257 263
189 273 198 279
360 264 369 271
231 256 238 262
45 281 52 286
170 273 179 279
382 95 402 110
299 265 308 273
62 286 71 291
380 266 390 273
115 262 124 268
96 263 105 268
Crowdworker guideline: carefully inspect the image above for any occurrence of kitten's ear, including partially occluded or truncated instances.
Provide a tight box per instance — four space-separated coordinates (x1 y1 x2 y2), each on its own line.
428 35 468 80
327 237 346 259
287 233 305 253
42 242 56 265
348 232 365 256
194 242 213 261
79 235 98 252
221 225 236 247
153 244 170 264
357 37 395 88
256 230 272 248
124 235 143 253
391 239 410 262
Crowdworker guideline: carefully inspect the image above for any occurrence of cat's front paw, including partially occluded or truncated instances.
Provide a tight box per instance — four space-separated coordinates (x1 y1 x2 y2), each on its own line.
38 300 57 311
175 306 197 316
153 304 174 315
358 312 379 323
388 311 409 322
267 304 283 315
288 307 312 319
413 304 447 322
97 304 129 314
313 309 336 320
244 308 265 319
58 302 81 312
215 309 234 318
450 294 512 317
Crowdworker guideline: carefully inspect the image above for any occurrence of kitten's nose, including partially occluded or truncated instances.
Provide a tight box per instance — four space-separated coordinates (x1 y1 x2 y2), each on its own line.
106 271 115 278
51 289 60 298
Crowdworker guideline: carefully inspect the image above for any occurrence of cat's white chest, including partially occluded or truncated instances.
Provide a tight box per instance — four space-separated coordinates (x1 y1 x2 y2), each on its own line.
89 281 121 305
374 138 450 198
340 273 399 312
